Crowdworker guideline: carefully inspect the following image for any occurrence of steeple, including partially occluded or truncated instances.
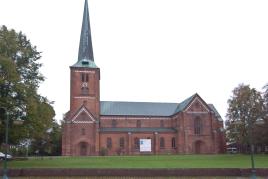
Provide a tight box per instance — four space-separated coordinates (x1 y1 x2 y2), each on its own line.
72 0 97 68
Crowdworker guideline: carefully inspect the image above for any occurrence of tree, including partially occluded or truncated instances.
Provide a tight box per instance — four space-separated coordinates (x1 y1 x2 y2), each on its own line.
0 25 55 148
264 83 268 111
226 84 265 152
31 120 61 156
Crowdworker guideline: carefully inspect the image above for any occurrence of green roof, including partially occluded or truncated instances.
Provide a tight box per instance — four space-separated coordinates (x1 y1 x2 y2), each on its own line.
173 94 196 114
71 59 98 68
101 101 178 116
100 94 222 121
100 127 177 133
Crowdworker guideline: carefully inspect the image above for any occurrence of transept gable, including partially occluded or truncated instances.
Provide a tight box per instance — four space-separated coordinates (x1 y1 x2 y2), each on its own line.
70 106 96 123
184 95 210 114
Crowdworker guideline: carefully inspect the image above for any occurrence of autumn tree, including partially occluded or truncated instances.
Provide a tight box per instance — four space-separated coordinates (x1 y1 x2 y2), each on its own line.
226 84 265 152
0 25 55 148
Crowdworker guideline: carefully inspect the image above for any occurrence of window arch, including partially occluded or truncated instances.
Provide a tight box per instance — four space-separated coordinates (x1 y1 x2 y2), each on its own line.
194 116 202 135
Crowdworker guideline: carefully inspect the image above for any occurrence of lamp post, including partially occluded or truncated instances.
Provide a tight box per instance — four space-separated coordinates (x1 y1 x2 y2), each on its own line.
0 107 9 179
248 116 256 179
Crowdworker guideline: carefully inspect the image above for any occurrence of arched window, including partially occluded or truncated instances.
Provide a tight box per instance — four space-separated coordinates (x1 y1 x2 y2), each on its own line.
134 137 140 149
107 137 112 149
171 137 176 149
160 137 165 149
194 117 202 135
119 137 124 148
81 86 89 95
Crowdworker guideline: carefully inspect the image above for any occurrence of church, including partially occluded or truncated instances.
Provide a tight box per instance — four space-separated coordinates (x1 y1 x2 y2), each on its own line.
62 0 225 156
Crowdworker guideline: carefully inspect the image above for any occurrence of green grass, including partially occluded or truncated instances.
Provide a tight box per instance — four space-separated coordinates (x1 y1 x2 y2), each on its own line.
5 154 268 168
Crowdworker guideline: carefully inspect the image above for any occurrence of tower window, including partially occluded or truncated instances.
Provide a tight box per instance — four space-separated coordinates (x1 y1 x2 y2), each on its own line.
160 137 165 149
81 86 89 95
81 73 89 82
194 117 202 135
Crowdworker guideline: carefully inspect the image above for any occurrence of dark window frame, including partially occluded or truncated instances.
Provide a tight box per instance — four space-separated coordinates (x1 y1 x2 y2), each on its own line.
194 117 202 135
81 73 89 82
119 137 124 148
134 137 140 149
160 137 165 149
171 137 176 149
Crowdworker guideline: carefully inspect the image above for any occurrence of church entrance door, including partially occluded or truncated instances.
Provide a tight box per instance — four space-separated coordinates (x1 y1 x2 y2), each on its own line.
194 140 204 154
80 142 88 156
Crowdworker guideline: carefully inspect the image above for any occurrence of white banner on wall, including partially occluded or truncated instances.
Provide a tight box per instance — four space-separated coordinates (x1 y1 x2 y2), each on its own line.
139 139 151 152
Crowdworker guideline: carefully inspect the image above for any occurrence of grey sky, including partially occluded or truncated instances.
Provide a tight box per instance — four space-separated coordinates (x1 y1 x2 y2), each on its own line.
1 0 267 121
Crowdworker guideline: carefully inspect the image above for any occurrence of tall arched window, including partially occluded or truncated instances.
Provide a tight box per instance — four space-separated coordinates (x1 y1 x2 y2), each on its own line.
171 137 176 149
160 137 165 149
134 137 140 149
194 117 202 135
119 137 124 148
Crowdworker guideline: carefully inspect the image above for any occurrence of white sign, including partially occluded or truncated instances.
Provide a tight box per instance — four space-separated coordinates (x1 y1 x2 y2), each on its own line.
140 139 151 152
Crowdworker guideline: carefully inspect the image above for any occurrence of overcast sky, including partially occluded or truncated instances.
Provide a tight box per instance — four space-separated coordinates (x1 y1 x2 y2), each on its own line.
1 0 267 121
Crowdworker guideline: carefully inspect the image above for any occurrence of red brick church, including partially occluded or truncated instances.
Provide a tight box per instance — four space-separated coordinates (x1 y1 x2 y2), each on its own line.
62 0 225 156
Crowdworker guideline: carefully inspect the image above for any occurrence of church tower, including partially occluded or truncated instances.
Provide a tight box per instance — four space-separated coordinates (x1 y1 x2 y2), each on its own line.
62 0 100 156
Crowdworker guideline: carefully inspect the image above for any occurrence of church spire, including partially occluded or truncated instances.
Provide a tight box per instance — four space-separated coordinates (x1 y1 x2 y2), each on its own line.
78 0 94 62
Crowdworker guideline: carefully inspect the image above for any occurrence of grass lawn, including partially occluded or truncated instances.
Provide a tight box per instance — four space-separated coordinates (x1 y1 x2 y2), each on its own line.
5 154 268 168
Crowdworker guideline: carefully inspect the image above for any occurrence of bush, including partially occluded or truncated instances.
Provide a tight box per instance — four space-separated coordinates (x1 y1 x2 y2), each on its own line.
99 147 108 156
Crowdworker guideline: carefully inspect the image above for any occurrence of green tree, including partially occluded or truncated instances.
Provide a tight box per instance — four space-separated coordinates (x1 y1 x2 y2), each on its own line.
31 120 61 156
264 83 268 111
0 25 55 148
226 84 265 152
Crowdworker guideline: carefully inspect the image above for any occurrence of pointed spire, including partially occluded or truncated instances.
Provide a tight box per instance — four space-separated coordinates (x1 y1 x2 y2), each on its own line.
78 0 94 62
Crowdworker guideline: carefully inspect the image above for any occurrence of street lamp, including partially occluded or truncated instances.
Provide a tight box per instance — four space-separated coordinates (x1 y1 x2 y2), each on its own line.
0 107 9 179
248 116 256 179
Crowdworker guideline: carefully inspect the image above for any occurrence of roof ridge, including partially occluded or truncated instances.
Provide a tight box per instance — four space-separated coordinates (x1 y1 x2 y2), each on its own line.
101 101 179 104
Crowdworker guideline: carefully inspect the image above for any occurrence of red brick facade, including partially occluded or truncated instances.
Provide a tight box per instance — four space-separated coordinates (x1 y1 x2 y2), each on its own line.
62 65 225 156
